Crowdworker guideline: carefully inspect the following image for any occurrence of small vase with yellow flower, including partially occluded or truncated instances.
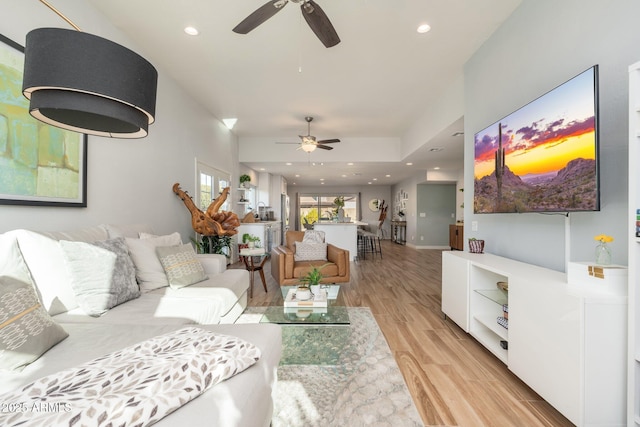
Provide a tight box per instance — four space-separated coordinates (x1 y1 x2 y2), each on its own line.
594 234 614 265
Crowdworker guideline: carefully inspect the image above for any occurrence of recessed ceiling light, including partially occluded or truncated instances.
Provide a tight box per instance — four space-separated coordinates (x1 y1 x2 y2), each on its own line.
385 174 391 177
347 162 354 166
286 162 292 166
259 168 265 171
367 182 372 185
417 24 431 34
295 174 300 177
341 174 347 178
320 178 325 181
373 178 378 181
434 167 441 170
222 118 237 129
184 26 199 36
406 162 413 166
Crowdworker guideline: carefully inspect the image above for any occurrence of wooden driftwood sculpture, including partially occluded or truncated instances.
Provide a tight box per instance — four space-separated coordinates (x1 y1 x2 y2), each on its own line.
172 183 240 236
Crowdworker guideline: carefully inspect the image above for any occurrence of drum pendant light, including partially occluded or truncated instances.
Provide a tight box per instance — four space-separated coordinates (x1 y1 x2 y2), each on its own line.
22 2 158 138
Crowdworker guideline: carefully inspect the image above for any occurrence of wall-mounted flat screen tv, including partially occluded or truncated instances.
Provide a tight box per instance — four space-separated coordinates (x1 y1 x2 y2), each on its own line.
474 66 599 214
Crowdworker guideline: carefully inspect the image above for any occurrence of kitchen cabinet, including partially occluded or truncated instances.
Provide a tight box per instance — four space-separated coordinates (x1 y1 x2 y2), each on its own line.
449 223 464 250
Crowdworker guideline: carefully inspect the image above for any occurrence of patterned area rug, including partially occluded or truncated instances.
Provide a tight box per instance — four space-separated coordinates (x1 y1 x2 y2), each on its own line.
237 307 423 426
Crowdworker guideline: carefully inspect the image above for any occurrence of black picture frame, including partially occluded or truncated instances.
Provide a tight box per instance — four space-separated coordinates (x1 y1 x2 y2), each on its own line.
0 33 87 207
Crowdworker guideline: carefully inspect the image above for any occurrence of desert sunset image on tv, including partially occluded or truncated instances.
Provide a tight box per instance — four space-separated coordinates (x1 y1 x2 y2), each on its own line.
474 66 599 213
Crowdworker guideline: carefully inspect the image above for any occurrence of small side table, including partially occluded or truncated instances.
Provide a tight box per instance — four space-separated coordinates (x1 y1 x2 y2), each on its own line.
240 248 268 298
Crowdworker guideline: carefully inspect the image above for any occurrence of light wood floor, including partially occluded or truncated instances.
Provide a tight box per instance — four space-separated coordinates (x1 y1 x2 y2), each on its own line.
236 241 574 427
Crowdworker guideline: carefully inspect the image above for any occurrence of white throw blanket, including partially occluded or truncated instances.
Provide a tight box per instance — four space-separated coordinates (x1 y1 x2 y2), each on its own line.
0 327 261 426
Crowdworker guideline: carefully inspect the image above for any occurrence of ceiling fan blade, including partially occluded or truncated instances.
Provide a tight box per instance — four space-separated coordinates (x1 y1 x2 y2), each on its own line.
317 138 340 144
233 0 287 34
300 1 341 48
316 144 333 150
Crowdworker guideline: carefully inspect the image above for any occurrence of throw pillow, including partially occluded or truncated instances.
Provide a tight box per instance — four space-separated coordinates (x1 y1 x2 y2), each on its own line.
294 241 328 261
60 238 140 316
103 224 155 239
303 230 325 243
0 234 32 284
0 276 69 371
156 244 208 289
125 232 182 292
7 230 80 316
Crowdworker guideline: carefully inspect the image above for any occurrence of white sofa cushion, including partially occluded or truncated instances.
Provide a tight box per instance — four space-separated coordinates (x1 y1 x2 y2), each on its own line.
53 293 224 325
196 253 227 274
0 322 282 427
8 230 80 315
38 225 109 243
148 269 249 321
0 234 32 284
125 232 181 292
156 244 208 289
102 223 155 239
60 238 140 316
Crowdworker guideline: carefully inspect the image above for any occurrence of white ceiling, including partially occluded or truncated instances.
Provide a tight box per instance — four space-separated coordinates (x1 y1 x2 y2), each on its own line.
86 0 521 186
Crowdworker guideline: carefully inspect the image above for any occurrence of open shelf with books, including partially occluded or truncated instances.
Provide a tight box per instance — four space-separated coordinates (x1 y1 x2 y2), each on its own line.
469 265 509 363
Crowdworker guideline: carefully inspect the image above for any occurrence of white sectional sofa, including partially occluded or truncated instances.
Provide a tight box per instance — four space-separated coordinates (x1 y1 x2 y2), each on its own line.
0 224 282 427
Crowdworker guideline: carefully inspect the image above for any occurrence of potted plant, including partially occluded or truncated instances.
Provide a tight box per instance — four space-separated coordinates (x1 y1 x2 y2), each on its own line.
239 174 251 188
242 233 260 249
297 264 328 300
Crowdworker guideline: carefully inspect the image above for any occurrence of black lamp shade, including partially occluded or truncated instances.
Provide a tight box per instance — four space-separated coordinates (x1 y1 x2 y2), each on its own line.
22 28 158 138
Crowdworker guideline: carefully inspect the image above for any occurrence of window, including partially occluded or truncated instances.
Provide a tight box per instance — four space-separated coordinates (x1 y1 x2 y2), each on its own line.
196 161 231 211
299 193 358 228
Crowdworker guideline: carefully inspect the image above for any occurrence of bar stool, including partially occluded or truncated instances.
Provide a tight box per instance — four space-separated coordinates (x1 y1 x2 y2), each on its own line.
358 224 383 259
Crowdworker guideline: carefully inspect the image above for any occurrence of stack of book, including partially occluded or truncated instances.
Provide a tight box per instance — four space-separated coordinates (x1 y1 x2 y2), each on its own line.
284 288 328 307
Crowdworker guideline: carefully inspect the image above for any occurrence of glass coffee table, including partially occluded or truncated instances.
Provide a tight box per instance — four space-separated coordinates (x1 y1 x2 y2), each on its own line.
260 285 350 365
260 285 349 325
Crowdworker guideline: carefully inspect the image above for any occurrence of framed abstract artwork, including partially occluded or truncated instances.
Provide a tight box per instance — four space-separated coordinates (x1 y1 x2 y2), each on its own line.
0 33 87 207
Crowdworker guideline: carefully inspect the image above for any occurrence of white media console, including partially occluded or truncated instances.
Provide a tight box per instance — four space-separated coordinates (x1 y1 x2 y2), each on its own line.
442 251 627 426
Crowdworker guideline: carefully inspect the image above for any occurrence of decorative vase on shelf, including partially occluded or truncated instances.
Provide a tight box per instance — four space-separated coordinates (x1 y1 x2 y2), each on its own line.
595 242 611 265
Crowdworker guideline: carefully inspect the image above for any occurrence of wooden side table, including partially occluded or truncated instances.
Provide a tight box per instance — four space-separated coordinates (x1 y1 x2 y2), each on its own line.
240 248 268 298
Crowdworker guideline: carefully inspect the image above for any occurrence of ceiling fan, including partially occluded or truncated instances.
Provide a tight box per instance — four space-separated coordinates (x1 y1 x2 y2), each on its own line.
276 116 340 152
232 0 341 48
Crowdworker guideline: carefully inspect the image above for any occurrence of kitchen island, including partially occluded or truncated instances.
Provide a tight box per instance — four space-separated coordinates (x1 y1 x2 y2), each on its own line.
312 221 366 261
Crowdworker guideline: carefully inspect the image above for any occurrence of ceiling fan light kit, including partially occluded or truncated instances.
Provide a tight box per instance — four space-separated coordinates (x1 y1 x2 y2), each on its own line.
233 0 340 48
276 116 340 152
301 143 316 153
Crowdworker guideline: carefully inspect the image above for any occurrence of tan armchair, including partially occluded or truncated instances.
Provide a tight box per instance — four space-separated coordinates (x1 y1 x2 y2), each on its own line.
271 231 350 286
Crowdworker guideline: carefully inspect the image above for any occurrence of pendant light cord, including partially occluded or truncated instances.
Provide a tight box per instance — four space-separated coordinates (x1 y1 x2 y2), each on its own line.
38 0 82 31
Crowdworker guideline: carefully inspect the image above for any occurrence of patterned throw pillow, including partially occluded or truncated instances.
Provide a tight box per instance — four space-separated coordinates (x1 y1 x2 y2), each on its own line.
0 276 69 371
125 232 182 292
294 241 328 261
60 238 141 316
303 230 325 243
156 244 208 289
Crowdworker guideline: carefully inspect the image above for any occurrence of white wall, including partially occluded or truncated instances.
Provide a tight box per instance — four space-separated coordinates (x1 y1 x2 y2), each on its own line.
0 0 239 242
464 0 640 271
